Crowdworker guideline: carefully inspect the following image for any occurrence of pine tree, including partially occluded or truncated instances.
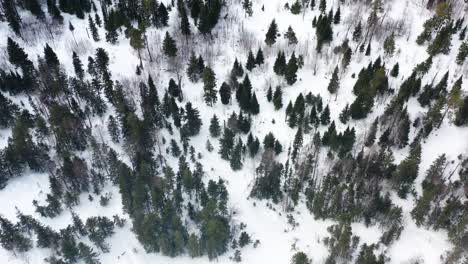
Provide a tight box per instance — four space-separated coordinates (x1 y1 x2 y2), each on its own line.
163 32 178 58
219 82 231 105
342 47 352 70
2 0 22 36
266 86 273 102
230 139 243 170
129 28 144 67
250 92 260 115
394 144 422 198
427 24 452 56
158 3 169 27
187 52 200 82
88 15 100 41
327 66 340 95
242 0 253 17
320 105 330 125
456 41 468 65
365 42 371 56
181 8 191 37
255 48 264 65
47 0 63 24
285 52 298 85
316 13 333 52
365 118 378 147
319 0 326 13
107 115 120 143
273 51 287 76
383 33 396 56
265 19 279 46
291 252 310 264
219 127 235 160
202 66 218 106
390 63 399 77
334 7 341 24
454 96 468 126
182 102 202 137
285 26 298 45
246 50 256 71
352 21 362 41
290 0 302 14
273 86 283 110
310 0 315 10
209 115 221 137
291 127 303 161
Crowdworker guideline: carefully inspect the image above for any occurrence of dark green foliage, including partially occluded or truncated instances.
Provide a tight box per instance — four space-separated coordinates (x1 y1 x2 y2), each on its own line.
291 251 309 264
2 0 22 36
163 32 178 58
88 15 100 41
247 133 260 157
285 52 298 85
394 144 422 198
246 50 256 71
265 19 279 46
0 216 32 252
327 66 339 94
273 86 283 110
290 0 302 14
230 139 243 170
202 67 217 106
390 63 399 77
266 86 273 102
320 105 330 125
427 24 452 55
251 156 283 203
255 48 264 65
85 216 115 252
250 92 260 115
456 41 468 65
219 127 235 160
47 0 64 23
0 92 19 128
316 13 333 52
334 7 341 24
273 51 287 76
209 115 221 137
285 26 298 45
352 21 362 41
219 82 231 105
197 0 222 35
454 96 468 126
182 102 202 137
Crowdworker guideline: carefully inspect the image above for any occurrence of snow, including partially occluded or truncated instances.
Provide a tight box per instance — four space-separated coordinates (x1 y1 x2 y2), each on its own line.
0 0 467 263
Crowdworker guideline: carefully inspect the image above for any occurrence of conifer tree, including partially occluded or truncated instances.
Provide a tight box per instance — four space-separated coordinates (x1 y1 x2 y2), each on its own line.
319 0 326 13
285 52 298 85
320 105 330 125
255 48 264 65
242 0 253 17
24 0 45 19
334 7 341 24
187 52 200 82
47 0 63 24
291 127 303 161
209 115 221 137
390 63 399 77
88 15 100 41
394 144 422 198
219 82 231 105
266 86 273 102
342 47 352 70
250 92 260 115
456 41 468 65
107 115 120 143
290 0 302 14
365 118 378 147
219 127 235 160
2 0 22 36
316 13 333 52
202 66 218 106
182 102 202 137
273 51 287 76
265 19 279 46
352 21 362 41
181 7 191 37
285 26 298 45
163 32 178 58
273 86 283 110
158 3 169 27
246 50 256 71
129 28 144 67
230 139 243 170
327 66 340 95
383 33 396 56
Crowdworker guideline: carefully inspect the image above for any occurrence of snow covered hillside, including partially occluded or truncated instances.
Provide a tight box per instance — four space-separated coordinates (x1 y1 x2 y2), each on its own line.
0 0 467 263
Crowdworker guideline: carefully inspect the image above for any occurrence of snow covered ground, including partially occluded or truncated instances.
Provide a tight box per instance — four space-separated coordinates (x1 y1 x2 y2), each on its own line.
0 0 467 263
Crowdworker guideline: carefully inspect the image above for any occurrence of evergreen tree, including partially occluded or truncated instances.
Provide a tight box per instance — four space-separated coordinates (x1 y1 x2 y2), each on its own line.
285 26 298 45
182 102 202 137
2 0 22 36
187 52 200 82
342 47 352 70
427 24 452 56
250 92 260 115
47 0 63 24
242 0 253 17
265 19 279 46
107 115 121 143
390 63 399 77
246 50 256 71
316 13 333 52
157 3 169 27
285 52 298 85
327 66 340 95
219 82 231 105
291 127 303 161
209 115 221 137
163 32 178 58
219 127 235 160
394 144 422 198
290 0 302 14
202 66 218 106
255 48 264 65
266 86 273 102
24 0 45 19
454 96 468 126
320 105 330 125
273 86 283 110
334 7 341 24
383 33 396 56
88 15 100 41
230 139 243 170
319 0 326 13
365 118 378 147
352 21 362 41
291 252 310 264
273 51 287 76
456 41 468 65
180 7 191 37
129 28 144 67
